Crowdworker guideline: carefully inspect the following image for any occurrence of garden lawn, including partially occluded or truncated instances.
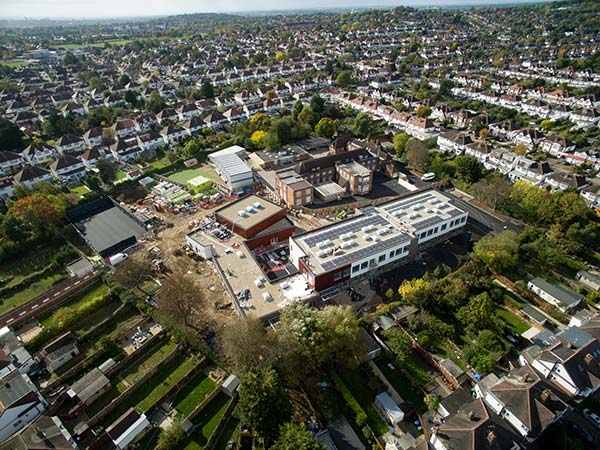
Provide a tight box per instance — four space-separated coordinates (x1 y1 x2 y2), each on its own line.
184 393 231 450
495 307 530 334
0 272 66 316
71 185 90 196
135 355 197 412
39 283 109 329
148 156 174 170
115 170 128 180
376 357 426 413
214 416 239 450
339 368 389 436
171 371 216 417
117 340 177 389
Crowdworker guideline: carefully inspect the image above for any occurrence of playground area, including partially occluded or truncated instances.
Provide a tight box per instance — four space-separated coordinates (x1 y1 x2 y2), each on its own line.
252 244 298 283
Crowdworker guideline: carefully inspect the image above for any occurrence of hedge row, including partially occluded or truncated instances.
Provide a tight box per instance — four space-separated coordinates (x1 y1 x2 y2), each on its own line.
331 371 368 426
26 290 119 353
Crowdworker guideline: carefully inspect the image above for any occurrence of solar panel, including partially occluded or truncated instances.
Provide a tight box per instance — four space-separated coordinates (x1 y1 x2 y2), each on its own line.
321 233 411 271
413 216 442 230
303 215 389 247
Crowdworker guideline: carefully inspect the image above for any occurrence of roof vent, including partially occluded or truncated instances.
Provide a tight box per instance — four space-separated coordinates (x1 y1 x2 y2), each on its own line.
237 210 247 217
317 239 332 249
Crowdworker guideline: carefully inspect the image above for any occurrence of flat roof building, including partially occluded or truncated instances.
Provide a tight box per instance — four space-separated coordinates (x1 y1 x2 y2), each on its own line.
215 194 288 239
290 189 468 293
209 145 253 192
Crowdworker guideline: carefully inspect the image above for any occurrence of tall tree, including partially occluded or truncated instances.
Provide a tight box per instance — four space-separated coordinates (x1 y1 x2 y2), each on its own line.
221 317 281 374
96 158 118 184
238 366 291 443
271 423 326 450
157 271 212 337
404 139 430 171
352 112 373 138
199 79 214 99
0 119 24 150
472 230 519 273
315 117 337 139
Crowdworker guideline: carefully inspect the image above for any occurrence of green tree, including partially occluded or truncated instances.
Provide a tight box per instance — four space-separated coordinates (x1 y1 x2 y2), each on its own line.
310 94 325 116
63 51 78 66
315 117 337 139
298 107 318 128
473 176 511 210
96 158 118 184
415 105 432 118
238 367 292 443
146 90 166 114
292 99 304 121
352 112 373 138
393 132 409 156
262 132 281 151
199 79 215 99
272 423 326 450
336 70 353 87
424 394 440 412
473 230 519 273
457 292 495 331
455 155 483 183
157 419 186 450
404 139 430 171
0 119 24 150
117 73 131 87
124 90 138 106
383 327 412 363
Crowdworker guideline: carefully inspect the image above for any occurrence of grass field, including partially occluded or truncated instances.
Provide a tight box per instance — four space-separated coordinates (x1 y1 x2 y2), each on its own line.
0 272 66 316
495 306 531 334
56 39 134 49
376 357 427 413
1 61 32 67
168 168 215 184
184 393 231 450
115 170 128 181
339 368 389 436
39 283 109 329
171 371 216 417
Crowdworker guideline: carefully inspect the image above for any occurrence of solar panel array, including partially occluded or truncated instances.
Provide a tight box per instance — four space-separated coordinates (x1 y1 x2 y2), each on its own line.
413 216 442 231
321 233 411 271
382 192 434 215
303 214 389 247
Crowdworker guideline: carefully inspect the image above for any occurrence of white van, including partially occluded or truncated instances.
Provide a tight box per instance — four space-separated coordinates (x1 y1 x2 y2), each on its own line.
420 172 435 182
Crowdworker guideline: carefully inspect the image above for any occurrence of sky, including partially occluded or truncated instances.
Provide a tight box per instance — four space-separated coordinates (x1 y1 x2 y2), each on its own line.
0 0 542 18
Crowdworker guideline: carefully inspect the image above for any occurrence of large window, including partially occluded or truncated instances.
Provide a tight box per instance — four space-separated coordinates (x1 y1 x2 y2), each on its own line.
378 254 386 263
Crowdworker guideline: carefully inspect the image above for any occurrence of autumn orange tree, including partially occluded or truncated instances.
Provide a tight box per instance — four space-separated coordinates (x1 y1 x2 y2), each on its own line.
10 196 65 228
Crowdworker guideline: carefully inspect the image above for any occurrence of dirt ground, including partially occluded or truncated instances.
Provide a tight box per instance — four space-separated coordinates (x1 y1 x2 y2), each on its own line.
129 201 237 329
